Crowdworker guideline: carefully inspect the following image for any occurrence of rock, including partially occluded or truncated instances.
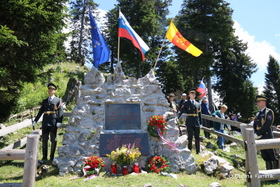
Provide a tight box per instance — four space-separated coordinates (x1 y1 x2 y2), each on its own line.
208 182 221 187
203 157 218 175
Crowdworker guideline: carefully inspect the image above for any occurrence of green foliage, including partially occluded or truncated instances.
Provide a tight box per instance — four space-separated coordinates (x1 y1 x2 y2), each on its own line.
0 0 68 121
263 55 280 125
175 0 257 119
105 0 172 77
68 0 98 65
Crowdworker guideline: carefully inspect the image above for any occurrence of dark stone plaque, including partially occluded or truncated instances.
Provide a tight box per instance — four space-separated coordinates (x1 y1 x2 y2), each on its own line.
99 133 149 156
105 103 141 130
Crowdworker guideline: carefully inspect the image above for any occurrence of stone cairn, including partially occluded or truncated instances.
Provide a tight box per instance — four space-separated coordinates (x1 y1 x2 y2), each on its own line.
54 62 198 176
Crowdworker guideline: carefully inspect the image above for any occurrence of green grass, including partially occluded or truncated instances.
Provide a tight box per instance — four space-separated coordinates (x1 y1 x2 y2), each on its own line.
1 128 279 187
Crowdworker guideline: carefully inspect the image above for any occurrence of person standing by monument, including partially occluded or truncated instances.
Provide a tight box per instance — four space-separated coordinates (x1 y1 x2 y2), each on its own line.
178 93 187 110
178 88 202 154
168 93 177 114
32 83 63 162
201 96 211 139
212 105 230 149
253 95 279 174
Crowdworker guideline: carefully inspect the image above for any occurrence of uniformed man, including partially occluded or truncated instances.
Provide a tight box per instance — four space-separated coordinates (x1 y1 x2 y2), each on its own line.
253 95 278 171
178 88 202 154
32 83 63 161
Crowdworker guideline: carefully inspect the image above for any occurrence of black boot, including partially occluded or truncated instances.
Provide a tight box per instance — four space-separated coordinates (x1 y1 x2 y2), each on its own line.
265 161 272 170
42 139 48 160
273 160 279 169
50 141 57 161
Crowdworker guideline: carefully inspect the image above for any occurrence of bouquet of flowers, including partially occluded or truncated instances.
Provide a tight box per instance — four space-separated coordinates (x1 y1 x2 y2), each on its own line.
106 144 141 166
147 115 167 137
83 156 105 176
146 155 170 173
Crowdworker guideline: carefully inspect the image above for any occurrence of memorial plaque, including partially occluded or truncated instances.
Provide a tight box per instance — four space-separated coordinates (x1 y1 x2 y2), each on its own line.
99 133 149 156
105 103 141 130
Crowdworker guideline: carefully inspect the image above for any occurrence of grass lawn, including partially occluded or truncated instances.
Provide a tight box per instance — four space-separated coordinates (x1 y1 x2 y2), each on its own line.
1 127 280 186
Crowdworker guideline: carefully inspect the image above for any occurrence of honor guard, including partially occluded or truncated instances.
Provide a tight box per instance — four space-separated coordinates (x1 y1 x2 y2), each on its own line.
32 83 63 161
253 95 279 172
178 88 202 154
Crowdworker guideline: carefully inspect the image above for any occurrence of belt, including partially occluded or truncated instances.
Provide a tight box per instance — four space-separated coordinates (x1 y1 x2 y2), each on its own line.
44 111 56 114
187 114 198 117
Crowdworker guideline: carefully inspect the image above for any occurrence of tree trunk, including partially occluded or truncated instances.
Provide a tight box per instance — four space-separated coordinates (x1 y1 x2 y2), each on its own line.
62 77 81 106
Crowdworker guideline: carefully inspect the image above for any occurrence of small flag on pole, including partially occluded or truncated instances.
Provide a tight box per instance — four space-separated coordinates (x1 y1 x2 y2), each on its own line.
118 10 150 61
89 10 110 68
166 21 202 57
196 81 207 97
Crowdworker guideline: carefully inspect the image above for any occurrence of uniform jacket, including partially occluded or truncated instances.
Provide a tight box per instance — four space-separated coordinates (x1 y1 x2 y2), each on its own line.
253 107 274 139
34 96 63 127
179 100 201 127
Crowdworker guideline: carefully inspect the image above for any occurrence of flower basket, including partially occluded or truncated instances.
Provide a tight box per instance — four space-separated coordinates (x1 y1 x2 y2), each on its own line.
106 144 141 167
83 156 105 177
147 115 167 138
146 155 170 173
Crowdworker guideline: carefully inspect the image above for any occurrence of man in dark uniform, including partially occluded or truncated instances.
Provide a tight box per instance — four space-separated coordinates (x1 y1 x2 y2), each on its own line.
32 83 63 161
178 88 202 154
253 95 278 171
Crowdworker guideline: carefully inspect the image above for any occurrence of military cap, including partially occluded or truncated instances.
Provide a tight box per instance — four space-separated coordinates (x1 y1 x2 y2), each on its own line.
188 88 196 94
256 95 266 102
47 83 57 90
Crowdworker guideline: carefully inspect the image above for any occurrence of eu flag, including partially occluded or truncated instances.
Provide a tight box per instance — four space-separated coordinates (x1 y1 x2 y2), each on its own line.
89 10 110 68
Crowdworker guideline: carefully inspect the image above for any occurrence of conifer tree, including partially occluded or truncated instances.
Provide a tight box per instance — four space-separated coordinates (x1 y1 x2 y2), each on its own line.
263 55 280 125
0 0 67 121
175 0 257 119
105 0 172 79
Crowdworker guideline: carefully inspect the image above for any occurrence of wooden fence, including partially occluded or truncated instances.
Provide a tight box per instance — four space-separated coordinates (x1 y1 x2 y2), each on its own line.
201 114 280 187
0 130 40 187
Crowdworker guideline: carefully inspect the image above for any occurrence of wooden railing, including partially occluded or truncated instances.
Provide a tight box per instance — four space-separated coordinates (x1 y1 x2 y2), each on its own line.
0 130 40 187
201 114 280 187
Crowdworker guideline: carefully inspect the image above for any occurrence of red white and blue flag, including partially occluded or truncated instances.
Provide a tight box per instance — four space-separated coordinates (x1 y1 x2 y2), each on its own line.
118 10 150 61
196 81 207 97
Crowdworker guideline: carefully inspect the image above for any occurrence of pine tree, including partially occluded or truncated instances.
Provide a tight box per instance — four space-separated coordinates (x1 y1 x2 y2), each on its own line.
175 0 257 119
68 0 98 65
105 0 172 78
263 55 280 125
0 0 68 121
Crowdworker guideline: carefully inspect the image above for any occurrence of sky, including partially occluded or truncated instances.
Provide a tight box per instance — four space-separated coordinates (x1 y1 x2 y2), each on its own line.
93 0 280 93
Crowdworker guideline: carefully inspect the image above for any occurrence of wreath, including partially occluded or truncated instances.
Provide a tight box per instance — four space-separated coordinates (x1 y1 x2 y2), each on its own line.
146 155 170 173
147 115 167 138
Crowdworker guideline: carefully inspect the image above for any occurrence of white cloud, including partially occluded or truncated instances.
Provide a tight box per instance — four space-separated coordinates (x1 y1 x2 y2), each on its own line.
233 21 280 70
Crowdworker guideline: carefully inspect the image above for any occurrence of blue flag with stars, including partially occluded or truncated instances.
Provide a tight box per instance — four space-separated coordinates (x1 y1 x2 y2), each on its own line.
89 10 110 68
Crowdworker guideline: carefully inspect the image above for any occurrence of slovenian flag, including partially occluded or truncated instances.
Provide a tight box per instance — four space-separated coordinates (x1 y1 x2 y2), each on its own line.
196 81 207 97
118 10 150 61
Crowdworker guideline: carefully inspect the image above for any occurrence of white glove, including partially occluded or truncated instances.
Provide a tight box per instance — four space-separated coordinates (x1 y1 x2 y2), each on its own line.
200 125 203 128
32 121 36 127
254 133 262 140
56 122 62 127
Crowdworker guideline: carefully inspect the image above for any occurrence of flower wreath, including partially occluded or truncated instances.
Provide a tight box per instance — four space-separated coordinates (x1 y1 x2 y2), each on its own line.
83 156 105 176
146 155 170 173
147 115 167 138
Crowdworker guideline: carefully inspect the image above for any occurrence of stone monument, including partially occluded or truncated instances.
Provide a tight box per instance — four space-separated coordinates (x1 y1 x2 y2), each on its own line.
54 62 198 175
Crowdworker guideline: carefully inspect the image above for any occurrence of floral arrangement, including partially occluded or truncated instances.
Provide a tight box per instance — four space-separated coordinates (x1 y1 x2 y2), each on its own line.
146 155 170 173
106 144 141 166
147 115 167 137
83 156 105 176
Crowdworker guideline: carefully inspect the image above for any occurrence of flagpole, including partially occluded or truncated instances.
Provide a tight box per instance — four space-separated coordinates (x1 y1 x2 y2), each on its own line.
117 8 120 64
153 36 166 69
